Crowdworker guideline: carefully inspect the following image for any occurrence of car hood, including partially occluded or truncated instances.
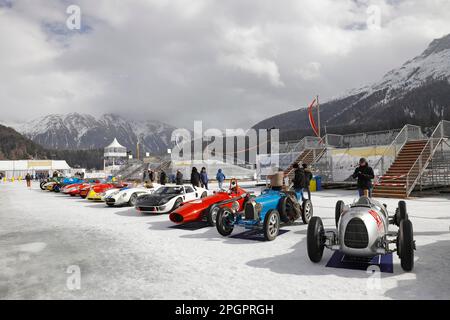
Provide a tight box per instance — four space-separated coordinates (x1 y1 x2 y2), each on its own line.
136 194 178 206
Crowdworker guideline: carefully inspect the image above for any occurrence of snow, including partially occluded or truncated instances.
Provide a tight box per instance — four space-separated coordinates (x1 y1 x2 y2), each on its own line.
1 181 450 300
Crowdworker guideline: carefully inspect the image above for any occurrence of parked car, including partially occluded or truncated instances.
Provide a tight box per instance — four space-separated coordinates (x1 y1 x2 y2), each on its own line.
86 182 128 201
135 184 209 214
307 197 415 271
103 183 161 207
216 188 313 241
169 179 249 226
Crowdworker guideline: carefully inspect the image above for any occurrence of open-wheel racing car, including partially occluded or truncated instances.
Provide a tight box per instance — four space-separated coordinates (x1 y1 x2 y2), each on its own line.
307 197 415 271
169 179 248 226
216 188 313 241
135 184 209 214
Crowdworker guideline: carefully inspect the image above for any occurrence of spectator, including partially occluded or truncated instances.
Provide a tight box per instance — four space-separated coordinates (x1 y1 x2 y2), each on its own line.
191 167 201 187
352 158 375 197
25 173 32 189
159 170 167 185
176 170 183 185
143 170 149 183
302 163 313 201
292 163 305 194
216 169 226 190
149 170 155 182
200 167 209 190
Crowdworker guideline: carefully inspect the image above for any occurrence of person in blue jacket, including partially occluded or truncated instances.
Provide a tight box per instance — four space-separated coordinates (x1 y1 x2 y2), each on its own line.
216 168 226 190
200 167 209 190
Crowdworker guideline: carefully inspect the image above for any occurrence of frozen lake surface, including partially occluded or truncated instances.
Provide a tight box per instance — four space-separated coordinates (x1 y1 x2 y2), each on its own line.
1 181 450 299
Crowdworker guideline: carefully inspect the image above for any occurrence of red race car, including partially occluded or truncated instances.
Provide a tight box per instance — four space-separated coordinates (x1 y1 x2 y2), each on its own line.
169 179 249 226
62 179 100 197
86 182 128 201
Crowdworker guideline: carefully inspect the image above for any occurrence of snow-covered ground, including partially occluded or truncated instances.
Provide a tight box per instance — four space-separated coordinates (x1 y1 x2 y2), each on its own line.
1 181 450 300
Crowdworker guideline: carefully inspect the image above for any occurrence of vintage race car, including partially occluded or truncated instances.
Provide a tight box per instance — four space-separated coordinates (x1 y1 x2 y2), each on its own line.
86 182 128 201
135 184 209 214
307 197 415 271
103 183 161 207
61 179 100 196
169 179 248 226
42 177 82 193
216 188 313 241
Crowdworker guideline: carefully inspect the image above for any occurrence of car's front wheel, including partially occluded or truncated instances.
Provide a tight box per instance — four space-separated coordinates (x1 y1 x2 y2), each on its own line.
171 197 183 211
398 219 414 271
307 216 325 263
216 207 234 236
206 205 220 226
263 209 280 241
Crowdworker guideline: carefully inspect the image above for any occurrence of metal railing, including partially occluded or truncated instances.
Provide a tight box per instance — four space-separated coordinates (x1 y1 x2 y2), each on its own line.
372 124 423 177
405 120 450 196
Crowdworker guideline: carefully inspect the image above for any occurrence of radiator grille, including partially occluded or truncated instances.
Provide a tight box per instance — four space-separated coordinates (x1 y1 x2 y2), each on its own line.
344 218 369 249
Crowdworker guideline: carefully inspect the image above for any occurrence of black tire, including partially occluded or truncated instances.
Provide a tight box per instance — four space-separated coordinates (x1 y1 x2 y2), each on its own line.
301 199 313 224
263 209 280 241
216 207 234 236
307 216 325 263
80 194 87 199
206 205 220 226
335 200 345 228
53 185 60 193
171 197 183 211
128 193 138 207
201 192 207 198
279 196 295 224
398 219 414 271
107 203 115 207
40 181 46 190
70 194 76 197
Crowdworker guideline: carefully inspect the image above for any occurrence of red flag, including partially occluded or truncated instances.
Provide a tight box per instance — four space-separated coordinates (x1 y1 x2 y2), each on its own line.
308 97 319 137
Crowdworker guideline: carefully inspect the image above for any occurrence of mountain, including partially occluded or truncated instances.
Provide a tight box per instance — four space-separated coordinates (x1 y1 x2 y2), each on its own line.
15 113 176 155
0 124 48 160
254 34 450 140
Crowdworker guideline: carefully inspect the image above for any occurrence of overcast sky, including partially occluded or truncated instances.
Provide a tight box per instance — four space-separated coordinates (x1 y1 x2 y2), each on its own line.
1 0 450 129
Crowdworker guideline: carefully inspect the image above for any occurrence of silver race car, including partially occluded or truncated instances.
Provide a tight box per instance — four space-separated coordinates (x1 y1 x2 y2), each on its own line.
307 196 415 271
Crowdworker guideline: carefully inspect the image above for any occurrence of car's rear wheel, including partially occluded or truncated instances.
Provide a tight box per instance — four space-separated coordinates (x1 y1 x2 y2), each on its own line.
307 216 325 263
335 200 345 228
279 196 295 224
201 192 207 198
301 199 313 224
40 181 46 190
398 219 414 271
206 205 220 226
216 207 234 236
263 209 280 241
128 194 138 207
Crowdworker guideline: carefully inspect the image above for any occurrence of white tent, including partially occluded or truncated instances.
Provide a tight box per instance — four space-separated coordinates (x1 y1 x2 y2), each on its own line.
0 160 71 179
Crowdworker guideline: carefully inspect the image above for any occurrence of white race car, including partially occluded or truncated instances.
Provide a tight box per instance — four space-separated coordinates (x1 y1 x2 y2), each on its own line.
135 184 210 214
103 184 161 207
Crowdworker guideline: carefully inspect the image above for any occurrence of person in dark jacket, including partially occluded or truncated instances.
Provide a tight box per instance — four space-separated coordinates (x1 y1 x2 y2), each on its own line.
25 173 32 188
191 167 201 187
149 170 155 182
216 169 226 190
159 170 167 185
143 170 149 183
176 170 183 185
352 158 375 197
302 163 313 200
292 163 305 193
200 167 209 190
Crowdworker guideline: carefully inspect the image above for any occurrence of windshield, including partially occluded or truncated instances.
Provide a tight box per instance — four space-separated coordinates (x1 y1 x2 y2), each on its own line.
154 186 183 195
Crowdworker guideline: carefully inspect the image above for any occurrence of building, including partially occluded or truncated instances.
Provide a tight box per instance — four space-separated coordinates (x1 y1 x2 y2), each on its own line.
104 138 128 173
0 160 71 179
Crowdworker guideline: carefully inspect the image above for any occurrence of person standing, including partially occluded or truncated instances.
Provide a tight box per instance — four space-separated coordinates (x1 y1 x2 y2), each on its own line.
302 163 313 201
216 168 225 190
176 170 183 185
292 163 305 194
190 167 201 188
200 167 209 190
25 173 32 189
159 170 167 185
143 169 149 183
352 158 375 197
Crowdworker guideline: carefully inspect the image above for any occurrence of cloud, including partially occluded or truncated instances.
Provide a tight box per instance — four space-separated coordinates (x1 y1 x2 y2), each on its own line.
1 0 450 130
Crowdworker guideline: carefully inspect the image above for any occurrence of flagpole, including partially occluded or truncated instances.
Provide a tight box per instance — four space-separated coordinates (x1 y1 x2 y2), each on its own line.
316 95 320 137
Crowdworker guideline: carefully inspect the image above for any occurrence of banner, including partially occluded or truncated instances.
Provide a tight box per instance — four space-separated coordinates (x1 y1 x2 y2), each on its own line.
308 97 319 137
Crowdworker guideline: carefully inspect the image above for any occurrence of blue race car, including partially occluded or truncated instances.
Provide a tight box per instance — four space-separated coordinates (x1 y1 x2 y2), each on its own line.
216 188 313 241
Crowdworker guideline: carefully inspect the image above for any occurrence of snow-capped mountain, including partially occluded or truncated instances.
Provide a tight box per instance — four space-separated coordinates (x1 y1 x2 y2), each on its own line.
254 34 450 139
15 113 176 155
